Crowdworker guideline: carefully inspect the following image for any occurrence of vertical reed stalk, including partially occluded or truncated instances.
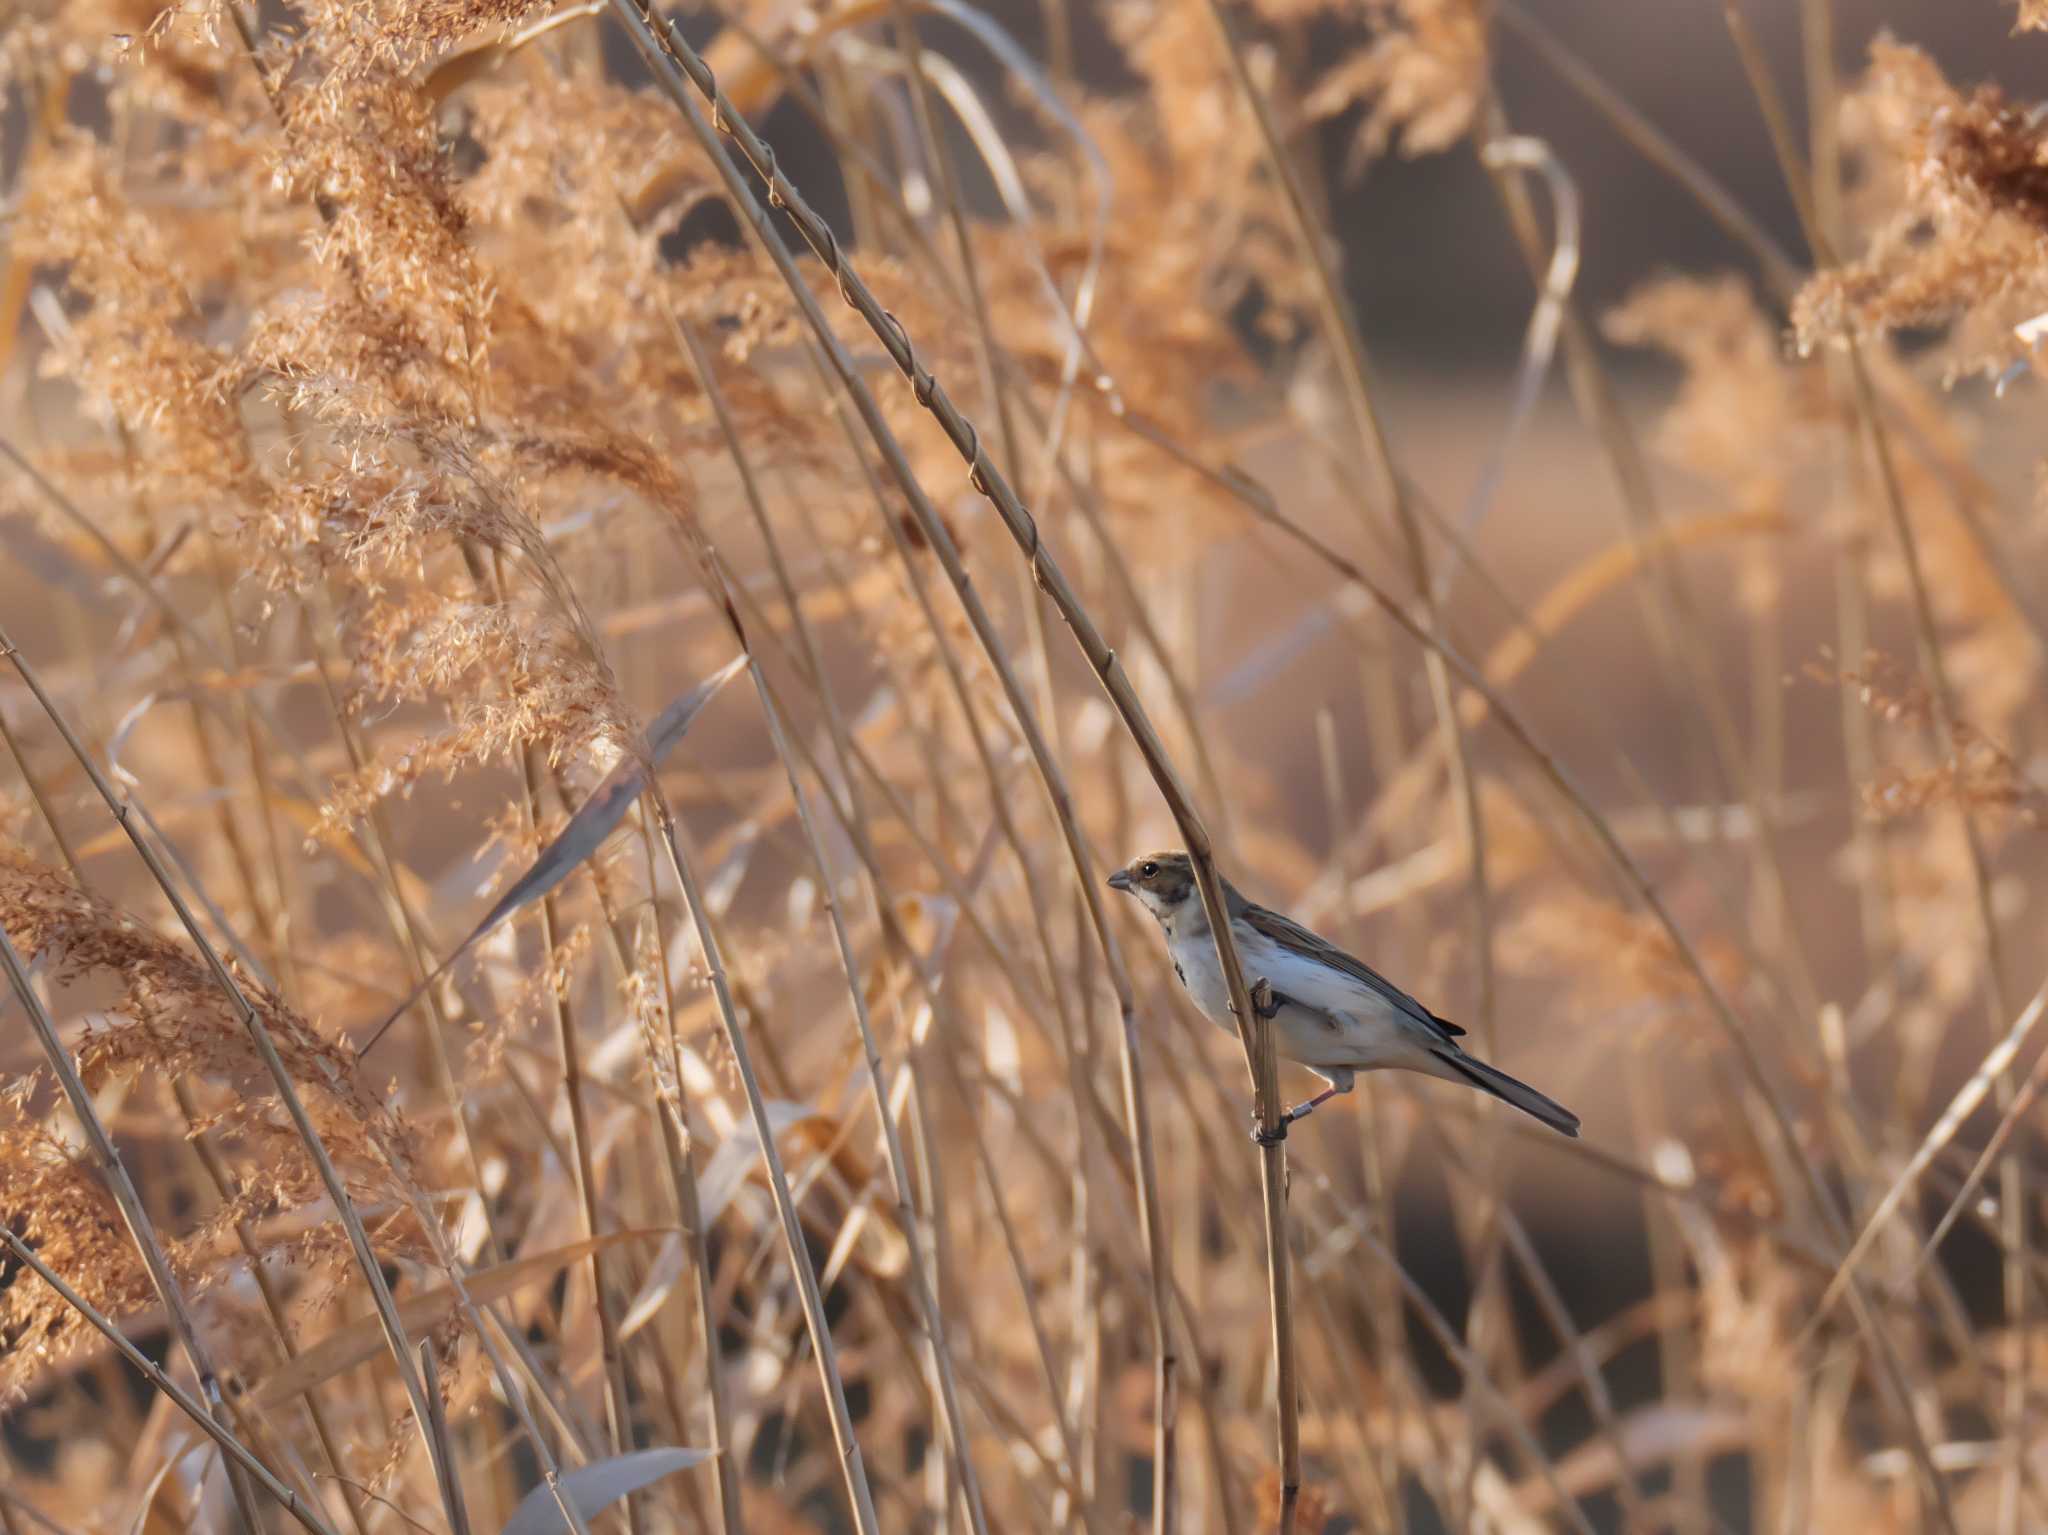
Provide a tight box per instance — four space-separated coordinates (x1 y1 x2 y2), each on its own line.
0 624 470 1533
647 786 884 1535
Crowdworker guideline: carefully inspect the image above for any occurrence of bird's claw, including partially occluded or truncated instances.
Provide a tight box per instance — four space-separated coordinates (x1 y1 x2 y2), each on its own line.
1239 983 1292 1145
1248 1109 1288 1147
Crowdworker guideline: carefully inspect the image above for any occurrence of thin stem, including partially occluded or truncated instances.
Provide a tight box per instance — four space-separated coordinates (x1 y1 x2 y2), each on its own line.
0 1220 340 1535
606 12 1203 1528
0 710 77 874
0 915 271 1535
1718 10 2011 1530
172 1078 375 1535
1494 0 1804 300
671 315 991 1535
0 623 469 1532
648 788 884 1535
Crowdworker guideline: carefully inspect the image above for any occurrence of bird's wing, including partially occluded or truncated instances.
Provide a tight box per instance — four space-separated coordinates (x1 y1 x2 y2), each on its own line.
1233 899 1465 1041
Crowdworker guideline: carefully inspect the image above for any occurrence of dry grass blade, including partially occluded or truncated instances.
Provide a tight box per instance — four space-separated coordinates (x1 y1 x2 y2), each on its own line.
670 312 995 1534
0 1222 341 1535
608 3 1214 1522
1495 0 1805 298
499 1448 714 1535
357 654 744 1055
1807 977 2047 1323
253 1230 666 1407
0 919 271 1534
648 786 884 1535
0 624 467 1529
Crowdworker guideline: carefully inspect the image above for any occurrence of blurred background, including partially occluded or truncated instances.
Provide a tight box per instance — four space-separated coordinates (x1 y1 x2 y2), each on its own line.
4 1 2048 1532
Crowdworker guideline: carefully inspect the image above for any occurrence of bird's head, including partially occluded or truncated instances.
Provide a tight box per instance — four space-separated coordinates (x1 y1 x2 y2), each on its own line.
1106 851 1198 921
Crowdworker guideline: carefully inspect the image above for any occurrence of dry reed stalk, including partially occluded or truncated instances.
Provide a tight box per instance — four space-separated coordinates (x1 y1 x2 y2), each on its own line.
1188 5 1479 1519
869 43 1154 1522
300 601 557 1533
0 919 272 1535
170 1077 375 1535
157 608 284 986
1196 10 1529 1509
194 534 301 994
671 309 997 1534
546 790 737 1535
1460 135 1851 1515
1475 95 1833 1044
635 850 744 1535
1474 101 1726 808
613 16 1212 1532
426 1262 597 1535
0 1219 342 1535
1336 1213 1601 1535
645 571 1169 1522
644 782 884 1535
1495 0 1804 300
0 623 469 1532
776 75 1226 803
783 307 1122 1488
415 1340 472 1535
710 576 1052 1015
602 11 1282 1531
650 433 1060 1059
1013 400 1232 822
426 550 622 1482
1434 1137 1657 1529
1718 12 2017 1530
0 711 75 876
774 348 1097 1033
802 320 1139 1517
0 439 340 840
302 617 519 1281
507 731 643 1533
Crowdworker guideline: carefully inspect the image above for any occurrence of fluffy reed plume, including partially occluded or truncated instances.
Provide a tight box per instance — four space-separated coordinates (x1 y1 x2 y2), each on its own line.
4 3 2047 1533
0 848 408 1393
1304 0 1487 175
1794 37 2048 379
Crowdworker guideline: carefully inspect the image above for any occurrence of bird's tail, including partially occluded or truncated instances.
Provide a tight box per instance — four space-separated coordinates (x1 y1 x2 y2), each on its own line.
1430 1048 1581 1138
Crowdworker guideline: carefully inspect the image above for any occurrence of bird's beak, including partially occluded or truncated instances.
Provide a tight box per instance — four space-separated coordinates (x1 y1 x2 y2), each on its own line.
1106 869 1133 892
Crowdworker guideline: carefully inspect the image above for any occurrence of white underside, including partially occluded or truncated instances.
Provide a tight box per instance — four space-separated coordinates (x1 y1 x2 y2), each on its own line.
1165 917 1463 1088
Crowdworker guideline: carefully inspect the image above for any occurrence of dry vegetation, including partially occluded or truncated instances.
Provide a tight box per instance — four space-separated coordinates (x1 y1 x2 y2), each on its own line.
1 1 2046 1532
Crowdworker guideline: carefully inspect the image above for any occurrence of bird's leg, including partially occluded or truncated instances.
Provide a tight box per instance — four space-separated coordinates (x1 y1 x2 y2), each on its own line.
1284 1084 1346 1123
1248 1078 1352 1143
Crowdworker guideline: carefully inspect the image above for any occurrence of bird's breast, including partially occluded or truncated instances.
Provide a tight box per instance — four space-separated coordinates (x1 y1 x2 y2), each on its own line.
1164 929 1235 1029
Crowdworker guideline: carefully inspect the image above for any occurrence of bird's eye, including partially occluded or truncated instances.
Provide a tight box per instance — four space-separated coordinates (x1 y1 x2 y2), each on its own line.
1140 861 1158 878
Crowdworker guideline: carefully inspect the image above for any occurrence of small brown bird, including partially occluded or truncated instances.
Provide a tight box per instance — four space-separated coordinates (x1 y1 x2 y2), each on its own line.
1108 851 1580 1140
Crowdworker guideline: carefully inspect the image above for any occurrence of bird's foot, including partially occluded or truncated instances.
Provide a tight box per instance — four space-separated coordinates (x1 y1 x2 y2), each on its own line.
1251 1087 1343 1144
1250 978 1280 1021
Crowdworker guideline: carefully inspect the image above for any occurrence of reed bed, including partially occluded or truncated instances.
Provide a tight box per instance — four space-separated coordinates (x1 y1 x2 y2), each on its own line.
2 2 2046 1532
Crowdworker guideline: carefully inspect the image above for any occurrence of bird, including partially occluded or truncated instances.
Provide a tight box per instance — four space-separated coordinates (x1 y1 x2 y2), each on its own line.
1107 851 1580 1141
